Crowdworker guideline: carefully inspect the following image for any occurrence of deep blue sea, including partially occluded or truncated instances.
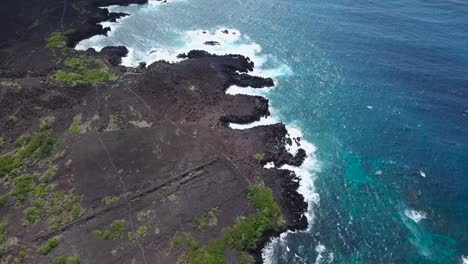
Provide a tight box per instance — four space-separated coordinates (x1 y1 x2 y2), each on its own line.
78 0 468 262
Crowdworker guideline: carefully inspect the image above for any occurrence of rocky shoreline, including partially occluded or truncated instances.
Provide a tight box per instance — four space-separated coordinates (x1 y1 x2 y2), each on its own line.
0 0 307 263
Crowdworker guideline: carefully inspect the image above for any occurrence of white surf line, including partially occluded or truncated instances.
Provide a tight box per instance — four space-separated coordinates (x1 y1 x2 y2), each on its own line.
76 0 179 52
225 70 322 264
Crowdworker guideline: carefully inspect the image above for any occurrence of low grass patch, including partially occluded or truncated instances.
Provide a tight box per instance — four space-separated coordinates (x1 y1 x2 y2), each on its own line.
128 225 148 244
105 115 120 132
193 208 218 231
95 219 126 240
36 237 59 255
46 30 74 50
102 195 121 205
172 232 199 250
55 56 117 86
0 137 4 151
252 153 266 162
69 114 83 135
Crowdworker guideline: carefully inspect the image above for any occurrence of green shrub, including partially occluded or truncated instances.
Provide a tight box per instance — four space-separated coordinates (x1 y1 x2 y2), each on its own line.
238 252 254 264
36 237 59 255
252 153 266 161
95 230 112 240
24 207 42 224
16 250 28 263
12 174 36 201
193 214 208 231
111 220 126 238
192 239 225 264
0 154 22 177
172 232 199 251
248 186 281 220
136 225 148 238
52 256 80 264
0 137 4 151
102 195 121 205
175 238 226 264
222 186 283 251
95 219 126 240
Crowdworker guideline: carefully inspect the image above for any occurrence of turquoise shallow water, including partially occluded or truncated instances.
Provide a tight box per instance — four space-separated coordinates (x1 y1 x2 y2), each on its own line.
78 0 468 262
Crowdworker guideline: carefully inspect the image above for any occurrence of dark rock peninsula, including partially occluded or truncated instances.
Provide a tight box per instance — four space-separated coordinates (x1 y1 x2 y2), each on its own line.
0 0 308 263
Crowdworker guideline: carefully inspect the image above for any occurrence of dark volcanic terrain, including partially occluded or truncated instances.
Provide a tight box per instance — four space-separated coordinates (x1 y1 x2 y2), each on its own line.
0 0 307 263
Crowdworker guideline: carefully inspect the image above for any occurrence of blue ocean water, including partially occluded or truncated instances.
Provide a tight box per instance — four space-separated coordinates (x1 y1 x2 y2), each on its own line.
78 0 468 263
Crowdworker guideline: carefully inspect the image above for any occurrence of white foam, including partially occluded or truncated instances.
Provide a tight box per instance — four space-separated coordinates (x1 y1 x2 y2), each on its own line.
462 255 468 264
419 170 427 177
228 116 278 130
314 244 326 264
76 9 131 51
226 85 274 96
120 27 293 78
264 162 275 169
405 209 427 223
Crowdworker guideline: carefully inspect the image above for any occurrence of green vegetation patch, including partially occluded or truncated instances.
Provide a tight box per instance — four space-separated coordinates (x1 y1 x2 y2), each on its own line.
36 237 59 255
52 256 80 264
55 56 117 86
172 232 199 251
173 234 225 264
46 30 74 50
248 186 282 221
136 210 154 222
0 128 55 177
174 186 283 264
13 178 85 229
0 220 18 256
69 114 83 135
0 220 8 255
193 208 218 231
252 153 266 162
223 186 283 251
12 174 36 202
95 219 126 240
128 225 148 244
102 195 121 205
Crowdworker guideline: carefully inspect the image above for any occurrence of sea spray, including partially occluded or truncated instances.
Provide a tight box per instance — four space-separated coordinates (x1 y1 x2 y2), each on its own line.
404 209 427 223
